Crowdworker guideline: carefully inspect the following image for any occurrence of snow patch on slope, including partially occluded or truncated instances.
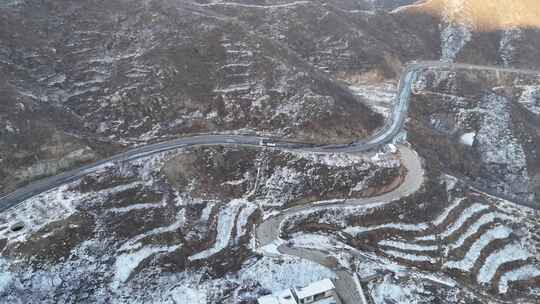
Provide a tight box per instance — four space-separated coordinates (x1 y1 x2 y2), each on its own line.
498 265 540 294
477 242 532 285
239 255 335 293
190 199 255 261
112 245 180 289
444 225 512 272
460 132 476 146
440 23 471 61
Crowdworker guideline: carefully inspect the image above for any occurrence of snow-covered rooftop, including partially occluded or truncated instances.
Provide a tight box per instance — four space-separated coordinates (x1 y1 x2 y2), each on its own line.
295 278 335 299
257 279 336 304
313 298 339 304
258 289 297 304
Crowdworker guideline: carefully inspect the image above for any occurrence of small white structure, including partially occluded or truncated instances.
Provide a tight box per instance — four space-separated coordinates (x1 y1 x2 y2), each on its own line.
259 139 277 147
460 132 476 146
257 279 339 304
295 279 337 304
258 289 297 304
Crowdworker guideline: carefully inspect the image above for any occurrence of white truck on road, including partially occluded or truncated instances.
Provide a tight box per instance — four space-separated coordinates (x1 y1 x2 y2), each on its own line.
259 139 277 147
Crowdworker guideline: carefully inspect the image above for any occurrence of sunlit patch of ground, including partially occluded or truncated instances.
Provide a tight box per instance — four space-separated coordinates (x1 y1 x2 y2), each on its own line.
396 0 540 31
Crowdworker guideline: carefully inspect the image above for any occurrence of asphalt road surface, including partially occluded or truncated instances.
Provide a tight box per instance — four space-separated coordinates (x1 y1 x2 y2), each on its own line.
2 60 539 303
2 61 538 212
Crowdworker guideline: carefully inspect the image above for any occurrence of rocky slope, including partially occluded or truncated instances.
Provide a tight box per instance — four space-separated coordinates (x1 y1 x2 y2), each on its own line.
399 0 540 67
408 66 540 205
0 146 400 303
2 1 540 303
3 0 418 192
281 175 540 303
199 0 441 80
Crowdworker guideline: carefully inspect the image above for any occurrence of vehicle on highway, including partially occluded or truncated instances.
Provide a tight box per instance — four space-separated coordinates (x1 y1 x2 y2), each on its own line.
259 139 277 147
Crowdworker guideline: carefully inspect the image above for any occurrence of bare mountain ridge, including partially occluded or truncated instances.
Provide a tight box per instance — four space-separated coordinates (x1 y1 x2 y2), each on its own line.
3 0 435 193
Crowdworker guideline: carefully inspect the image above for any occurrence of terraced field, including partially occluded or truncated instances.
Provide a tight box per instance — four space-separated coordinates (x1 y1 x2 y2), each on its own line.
281 176 540 301
358 195 540 293
0 144 405 303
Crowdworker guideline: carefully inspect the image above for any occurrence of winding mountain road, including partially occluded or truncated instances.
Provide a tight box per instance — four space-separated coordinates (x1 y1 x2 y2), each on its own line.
253 61 540 304
1 60 539 303
2 61 538 212
0 60 417 212
256 145 424 247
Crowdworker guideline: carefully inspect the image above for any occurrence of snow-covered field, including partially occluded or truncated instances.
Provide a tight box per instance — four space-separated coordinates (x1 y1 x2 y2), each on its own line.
278 174 540 298
0 141 403 303
190 199 256 261
239 255 335 293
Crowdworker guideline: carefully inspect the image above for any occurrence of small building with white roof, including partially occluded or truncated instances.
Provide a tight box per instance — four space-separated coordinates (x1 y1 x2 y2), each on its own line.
257 279 339 304
257 289 297 304
295 279 336 304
